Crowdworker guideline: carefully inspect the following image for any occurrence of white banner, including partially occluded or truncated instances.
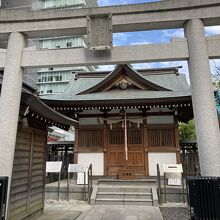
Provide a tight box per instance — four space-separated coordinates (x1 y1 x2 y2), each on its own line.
77 172 88 185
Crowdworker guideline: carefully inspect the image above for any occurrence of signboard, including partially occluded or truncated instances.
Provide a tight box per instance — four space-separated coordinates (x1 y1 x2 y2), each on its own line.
87 13 113 50
163 164 183 186
68 164 85 173
68 164 88 185
46 161 62 173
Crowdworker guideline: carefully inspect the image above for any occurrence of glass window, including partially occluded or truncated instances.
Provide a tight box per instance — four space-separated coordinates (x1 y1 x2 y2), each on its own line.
67 42 72 47
47 90 53 93
48 76 53 81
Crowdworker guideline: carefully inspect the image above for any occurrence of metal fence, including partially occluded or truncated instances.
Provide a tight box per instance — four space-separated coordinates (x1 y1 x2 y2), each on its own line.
0 177 8 220
187 177 220 219
180 141 200 177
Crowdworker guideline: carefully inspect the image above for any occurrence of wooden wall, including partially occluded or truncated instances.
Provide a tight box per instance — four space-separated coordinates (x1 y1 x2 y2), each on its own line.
9 125 47 220
76 122 180 176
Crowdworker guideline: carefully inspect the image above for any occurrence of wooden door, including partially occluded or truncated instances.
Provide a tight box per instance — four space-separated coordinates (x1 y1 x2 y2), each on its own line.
107 124 145 176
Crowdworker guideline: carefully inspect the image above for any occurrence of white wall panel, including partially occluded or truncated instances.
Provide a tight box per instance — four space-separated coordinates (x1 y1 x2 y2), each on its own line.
148 152 177 176
78 153 104 175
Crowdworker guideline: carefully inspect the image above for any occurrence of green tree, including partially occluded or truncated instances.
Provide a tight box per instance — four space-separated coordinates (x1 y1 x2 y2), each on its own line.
212 61 220 89
178 119 196 141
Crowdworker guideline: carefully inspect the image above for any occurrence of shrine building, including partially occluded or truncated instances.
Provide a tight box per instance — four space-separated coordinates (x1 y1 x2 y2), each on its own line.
42 64 193 177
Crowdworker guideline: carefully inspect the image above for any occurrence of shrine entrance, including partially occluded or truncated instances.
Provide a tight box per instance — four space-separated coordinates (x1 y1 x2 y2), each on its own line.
107 123 146 176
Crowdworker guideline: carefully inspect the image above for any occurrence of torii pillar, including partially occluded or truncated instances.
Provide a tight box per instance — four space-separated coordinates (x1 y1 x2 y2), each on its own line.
0 32 26 216
185 19 220 176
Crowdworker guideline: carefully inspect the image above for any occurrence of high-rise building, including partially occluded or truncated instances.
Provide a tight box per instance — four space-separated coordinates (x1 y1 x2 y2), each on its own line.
1 0 98 10
1 0 98 95
1 0 33 9
36 35 97 95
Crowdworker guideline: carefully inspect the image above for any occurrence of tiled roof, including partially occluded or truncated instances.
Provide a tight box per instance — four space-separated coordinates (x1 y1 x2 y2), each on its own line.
43 64 191 102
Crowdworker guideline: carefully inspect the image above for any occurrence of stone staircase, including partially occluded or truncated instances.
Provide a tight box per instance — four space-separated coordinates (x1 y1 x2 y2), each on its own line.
91 179 158 206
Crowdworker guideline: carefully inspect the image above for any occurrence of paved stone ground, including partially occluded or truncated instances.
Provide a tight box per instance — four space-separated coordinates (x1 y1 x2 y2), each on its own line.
36 200 163 220
77 205 163 220
36 210 81 220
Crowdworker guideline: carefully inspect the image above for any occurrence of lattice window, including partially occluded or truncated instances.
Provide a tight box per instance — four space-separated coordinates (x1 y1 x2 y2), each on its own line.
148 128 175 147
109 129 124 145
128 129 142 145
78 129 104 147
109 128 142 145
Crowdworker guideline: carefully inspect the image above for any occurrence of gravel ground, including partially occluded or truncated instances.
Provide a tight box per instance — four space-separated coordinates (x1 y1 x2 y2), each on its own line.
45 199 92 212
159 203 188 220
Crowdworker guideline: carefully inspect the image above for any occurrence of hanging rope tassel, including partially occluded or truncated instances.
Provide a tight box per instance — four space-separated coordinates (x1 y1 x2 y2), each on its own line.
124 113 128 161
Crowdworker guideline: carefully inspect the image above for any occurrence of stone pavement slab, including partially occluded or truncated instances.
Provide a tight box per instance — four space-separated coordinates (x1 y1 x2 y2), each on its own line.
36 210 81 220
77 205 163 220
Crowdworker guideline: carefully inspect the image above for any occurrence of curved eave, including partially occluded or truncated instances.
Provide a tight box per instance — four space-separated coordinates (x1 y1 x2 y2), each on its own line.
21 90 78 127
42 95 192 107
0 75 78 128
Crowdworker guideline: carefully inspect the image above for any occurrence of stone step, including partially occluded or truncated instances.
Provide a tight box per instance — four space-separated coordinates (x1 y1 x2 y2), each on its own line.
98 186 152 193
97 191 152 199
98 179 157 186
95 198 153 206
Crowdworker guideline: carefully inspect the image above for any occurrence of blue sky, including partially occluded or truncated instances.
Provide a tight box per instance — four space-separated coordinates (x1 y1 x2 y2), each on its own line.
96 0 220 83
98 0 160 6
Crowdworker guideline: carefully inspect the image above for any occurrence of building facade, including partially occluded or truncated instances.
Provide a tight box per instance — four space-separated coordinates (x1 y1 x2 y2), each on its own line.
1 0 98 95
1 0 97 10
37 36 97 95
37 0 98 95
42 64 193 177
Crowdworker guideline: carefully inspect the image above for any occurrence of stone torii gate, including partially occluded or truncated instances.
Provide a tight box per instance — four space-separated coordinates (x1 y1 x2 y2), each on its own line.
0 0 220 212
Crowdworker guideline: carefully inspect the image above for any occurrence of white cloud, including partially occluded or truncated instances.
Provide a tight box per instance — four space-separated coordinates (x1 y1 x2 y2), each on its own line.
113 33 131 46
130 40 151 45
131 63 154 69
113 32 152 46
205 26 220 36
98 65 115 71
161 29 184 39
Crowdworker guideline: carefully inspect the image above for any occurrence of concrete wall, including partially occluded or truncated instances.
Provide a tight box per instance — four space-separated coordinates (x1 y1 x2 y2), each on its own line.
148 153 177 176
78 153 104 175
